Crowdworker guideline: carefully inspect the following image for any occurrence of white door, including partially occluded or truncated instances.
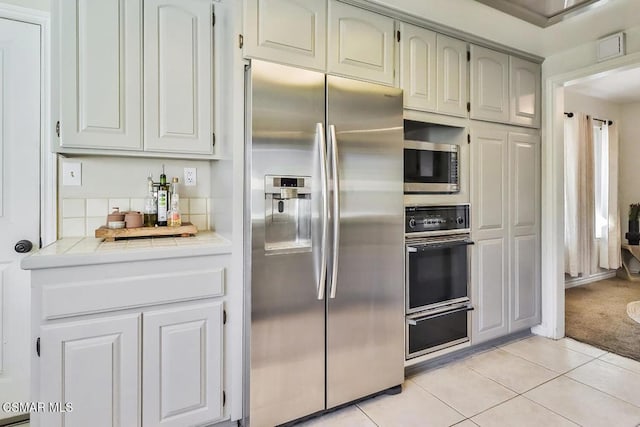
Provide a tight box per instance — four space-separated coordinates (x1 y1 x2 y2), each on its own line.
244 0 327 71
58 0 142 150
436 34 468 117
509 132 541 330
327 0 395 86
470 45 509 123
39 314 141 427
144 0 214 155
0 18 40 420
509 57 541 128
399 22 436 111
143 301 224 427
471 129 509 343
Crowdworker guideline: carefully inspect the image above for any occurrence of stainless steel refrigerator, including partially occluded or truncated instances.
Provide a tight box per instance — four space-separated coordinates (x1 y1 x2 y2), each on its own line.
246 60 404 427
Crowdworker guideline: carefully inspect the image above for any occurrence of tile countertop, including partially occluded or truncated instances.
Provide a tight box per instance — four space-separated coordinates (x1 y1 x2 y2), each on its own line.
21 232 232 270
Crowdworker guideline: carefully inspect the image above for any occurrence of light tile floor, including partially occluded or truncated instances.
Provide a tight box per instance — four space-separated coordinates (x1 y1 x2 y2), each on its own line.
299 335 640 427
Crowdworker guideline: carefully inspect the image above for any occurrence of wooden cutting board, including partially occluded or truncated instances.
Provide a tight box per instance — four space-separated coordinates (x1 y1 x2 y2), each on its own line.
95 222 198 242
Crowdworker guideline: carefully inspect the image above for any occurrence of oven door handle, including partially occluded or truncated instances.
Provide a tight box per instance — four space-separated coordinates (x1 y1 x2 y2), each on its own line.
407 304 474 325
407 240 474 252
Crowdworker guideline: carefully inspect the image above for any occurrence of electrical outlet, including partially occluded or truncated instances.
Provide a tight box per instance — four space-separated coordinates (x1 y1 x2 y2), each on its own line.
62 161 82 186
184 167 197 186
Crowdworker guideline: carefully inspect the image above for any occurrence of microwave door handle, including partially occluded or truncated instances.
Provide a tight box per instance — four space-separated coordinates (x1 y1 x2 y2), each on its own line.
317 123 329 300
407 305 474 325
329 124 340 299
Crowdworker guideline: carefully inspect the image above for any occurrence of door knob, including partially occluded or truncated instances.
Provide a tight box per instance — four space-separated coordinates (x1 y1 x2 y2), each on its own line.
14 240 33 253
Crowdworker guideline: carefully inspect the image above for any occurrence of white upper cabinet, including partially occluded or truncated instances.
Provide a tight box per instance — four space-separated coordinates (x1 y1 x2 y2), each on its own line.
56 0 217 157
436 34 468 117
328 0 395 86
144 0 214 154
471 44 541 128
510 57 541 128
244 0 326 71
470 45 509 124
400 23 436 111
58 0 142 150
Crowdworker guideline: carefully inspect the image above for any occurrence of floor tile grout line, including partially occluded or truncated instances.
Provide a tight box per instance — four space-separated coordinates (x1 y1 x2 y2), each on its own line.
406 378 471 420
560 371 640 409
518 393 582 426
353 404 380 427
596 354 640 376
498 342 598 374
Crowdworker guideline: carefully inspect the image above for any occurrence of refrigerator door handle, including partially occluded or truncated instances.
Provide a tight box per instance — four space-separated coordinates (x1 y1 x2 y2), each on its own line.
317 122 329 300
329 124 340 299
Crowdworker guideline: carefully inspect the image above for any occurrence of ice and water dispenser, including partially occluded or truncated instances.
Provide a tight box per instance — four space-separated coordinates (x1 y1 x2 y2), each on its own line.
264 175 312 254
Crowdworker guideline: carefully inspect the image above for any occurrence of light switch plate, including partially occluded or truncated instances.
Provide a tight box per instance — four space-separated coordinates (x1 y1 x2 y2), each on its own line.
62 162 82 186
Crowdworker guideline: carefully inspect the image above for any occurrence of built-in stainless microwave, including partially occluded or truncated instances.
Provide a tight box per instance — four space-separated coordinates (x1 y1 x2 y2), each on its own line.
404 140 459 193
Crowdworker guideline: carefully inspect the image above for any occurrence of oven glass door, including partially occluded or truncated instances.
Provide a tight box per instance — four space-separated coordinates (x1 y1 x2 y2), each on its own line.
407 305 471 358
406 238 470 313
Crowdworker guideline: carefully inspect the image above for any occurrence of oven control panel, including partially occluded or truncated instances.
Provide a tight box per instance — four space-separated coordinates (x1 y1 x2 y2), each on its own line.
405 204 470 234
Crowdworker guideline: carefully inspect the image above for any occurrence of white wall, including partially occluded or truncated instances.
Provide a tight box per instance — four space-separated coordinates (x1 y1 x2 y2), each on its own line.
57 156 213 237
619 102 640 239
563 91 621 120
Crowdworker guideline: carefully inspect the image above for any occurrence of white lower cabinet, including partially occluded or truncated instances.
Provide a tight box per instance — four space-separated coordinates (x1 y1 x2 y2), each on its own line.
40 314 141 427
143 302 224 427
39 301 224 427
471 127 540 344
30 253 232 427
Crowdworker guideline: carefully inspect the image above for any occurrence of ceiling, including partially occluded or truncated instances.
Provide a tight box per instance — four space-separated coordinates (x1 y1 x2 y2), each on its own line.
566 66 640 104
474 0 602 27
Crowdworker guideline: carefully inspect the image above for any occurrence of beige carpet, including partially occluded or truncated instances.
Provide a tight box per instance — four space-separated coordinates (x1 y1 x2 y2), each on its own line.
565 277 640 361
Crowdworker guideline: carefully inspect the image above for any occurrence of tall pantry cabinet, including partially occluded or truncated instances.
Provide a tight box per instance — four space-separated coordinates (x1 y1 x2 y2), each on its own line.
470 128 541 343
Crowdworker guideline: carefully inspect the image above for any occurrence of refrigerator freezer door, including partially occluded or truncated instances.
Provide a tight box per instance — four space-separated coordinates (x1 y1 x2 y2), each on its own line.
326 76 405 408
249 61 326 427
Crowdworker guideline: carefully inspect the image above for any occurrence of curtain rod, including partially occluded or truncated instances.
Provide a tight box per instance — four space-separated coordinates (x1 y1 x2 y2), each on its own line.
564 112 613 125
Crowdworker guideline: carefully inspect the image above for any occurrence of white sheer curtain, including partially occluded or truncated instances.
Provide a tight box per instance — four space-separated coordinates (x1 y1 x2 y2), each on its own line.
564 113 594 277
597 121 621 269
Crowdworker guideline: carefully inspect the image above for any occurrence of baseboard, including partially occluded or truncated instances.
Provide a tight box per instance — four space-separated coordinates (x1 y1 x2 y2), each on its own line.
564 270 616 289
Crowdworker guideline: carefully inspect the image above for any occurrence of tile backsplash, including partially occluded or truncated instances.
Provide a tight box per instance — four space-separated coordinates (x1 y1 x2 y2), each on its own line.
60 197 212 237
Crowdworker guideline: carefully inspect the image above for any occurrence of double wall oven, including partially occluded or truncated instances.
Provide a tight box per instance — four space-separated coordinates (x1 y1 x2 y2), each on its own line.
405 204 473 359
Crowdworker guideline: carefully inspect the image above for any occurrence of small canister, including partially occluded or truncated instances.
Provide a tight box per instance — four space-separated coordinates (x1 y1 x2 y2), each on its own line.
106 207 125 223
124 211 143 228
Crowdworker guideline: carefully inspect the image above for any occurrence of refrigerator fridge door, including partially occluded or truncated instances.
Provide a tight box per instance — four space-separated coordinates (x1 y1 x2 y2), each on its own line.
249 61 327 427
326 76 405 408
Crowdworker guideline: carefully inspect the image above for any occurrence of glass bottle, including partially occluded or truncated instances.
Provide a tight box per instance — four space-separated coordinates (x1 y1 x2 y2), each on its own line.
143 174 157 227
168 177 182 227
157 168 169 226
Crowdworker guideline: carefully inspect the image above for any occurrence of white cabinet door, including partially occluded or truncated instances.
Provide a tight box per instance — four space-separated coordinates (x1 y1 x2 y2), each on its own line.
328 0 395 86
58 0 142 150
509 133 540 331
470 45 509 123
144 0 214 154
400 23 436 111
510 57 541 128
143 301 224 427
39 314 141 427
471 129 509 343
244 0 326 71
437 34 467 117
